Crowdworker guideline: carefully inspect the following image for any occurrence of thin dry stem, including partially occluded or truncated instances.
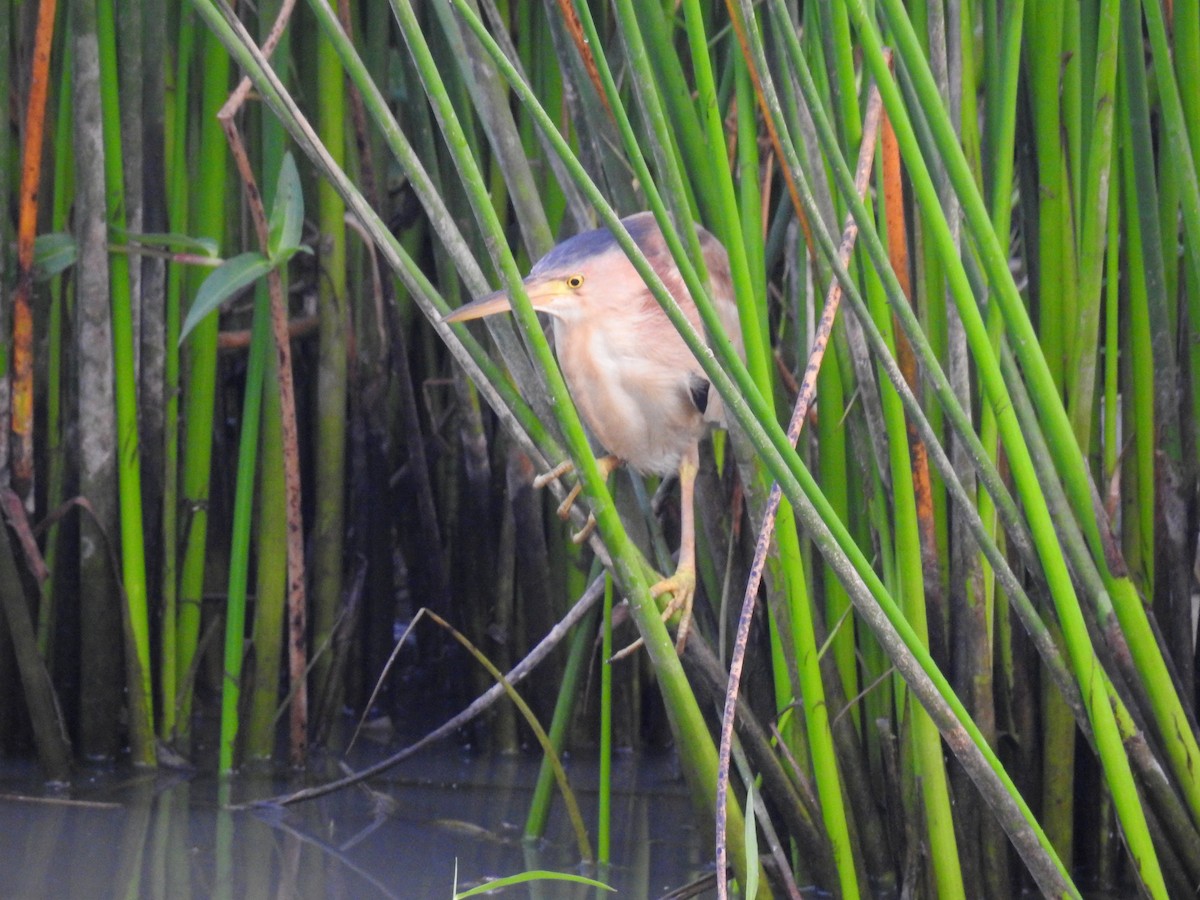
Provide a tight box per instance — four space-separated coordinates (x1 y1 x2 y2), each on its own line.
715 80 884 899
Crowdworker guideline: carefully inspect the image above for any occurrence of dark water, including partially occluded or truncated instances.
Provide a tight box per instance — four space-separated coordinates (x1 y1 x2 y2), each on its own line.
0 745 715 899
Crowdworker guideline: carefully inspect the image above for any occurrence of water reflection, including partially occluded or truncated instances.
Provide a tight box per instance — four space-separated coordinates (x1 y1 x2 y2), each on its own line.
0 749 713 898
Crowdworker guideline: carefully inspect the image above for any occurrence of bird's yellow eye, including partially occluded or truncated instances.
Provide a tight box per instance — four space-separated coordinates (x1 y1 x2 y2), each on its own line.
566 274 585 289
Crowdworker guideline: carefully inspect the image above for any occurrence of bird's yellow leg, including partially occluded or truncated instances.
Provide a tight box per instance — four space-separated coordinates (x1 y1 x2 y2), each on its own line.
610 450 699 661
650 451 698 652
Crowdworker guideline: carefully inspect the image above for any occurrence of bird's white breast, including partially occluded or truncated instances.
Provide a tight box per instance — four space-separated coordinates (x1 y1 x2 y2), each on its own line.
553 311 707 477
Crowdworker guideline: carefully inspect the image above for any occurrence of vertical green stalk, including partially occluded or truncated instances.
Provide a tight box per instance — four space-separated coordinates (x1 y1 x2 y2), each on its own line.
175 25 230 742
1102 154 1120 520
977 0 1023 658
866 233 964 899
1119 77 1155 599
678 0 768 387
816 340 854 703
817 0 860 734
823 0 862 151
1025 1 1074 392
975 20 1024 869
1063 3 1083 251
97 0 155 765
1064 0 1119 452
1175 0 1200 456
158 6 194 742
244 0 289 763
310 0 349 718
245 350 287 761
1139 0 1200 297
218 284 271 774
1037 3 1082 828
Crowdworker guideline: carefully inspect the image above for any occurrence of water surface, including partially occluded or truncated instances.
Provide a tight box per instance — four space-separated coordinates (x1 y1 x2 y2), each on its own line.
0 745 714 899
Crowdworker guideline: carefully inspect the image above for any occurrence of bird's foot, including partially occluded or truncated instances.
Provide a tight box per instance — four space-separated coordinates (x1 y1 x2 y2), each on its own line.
651 564 697 653
609 564 696 661
532 458 575 491
533 455 620 542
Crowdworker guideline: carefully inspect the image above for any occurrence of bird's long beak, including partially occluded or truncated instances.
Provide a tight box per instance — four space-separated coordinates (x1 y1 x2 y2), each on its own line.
443 277 570 323
443 288 512 323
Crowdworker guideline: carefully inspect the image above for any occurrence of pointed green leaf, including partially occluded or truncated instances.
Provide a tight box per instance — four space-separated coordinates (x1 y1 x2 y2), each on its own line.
268 151 304 260
742 781 759 900
33 232 78 281
180 251 272 343
110 226 220 258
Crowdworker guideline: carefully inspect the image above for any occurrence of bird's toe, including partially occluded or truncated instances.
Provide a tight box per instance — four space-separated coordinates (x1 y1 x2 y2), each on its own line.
650 565 697 652
532 457 576 490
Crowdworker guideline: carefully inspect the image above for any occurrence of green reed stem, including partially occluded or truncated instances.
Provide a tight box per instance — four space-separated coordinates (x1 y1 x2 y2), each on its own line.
310 0 349 720
1118 75 1156 604
158 5 194 742
218 278 271 774
867 217 964 900
243 1 289 761
175 25 230 743
1065 0 1119 448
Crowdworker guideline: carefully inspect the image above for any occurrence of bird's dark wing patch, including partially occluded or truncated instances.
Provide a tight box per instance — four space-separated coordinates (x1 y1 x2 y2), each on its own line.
688 375 711 414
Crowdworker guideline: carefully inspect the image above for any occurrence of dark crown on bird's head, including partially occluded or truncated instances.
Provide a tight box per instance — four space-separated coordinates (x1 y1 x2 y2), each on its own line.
531 212 664 278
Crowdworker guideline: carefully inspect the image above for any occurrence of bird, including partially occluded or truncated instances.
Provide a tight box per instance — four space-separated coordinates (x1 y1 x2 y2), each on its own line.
445 211 743 652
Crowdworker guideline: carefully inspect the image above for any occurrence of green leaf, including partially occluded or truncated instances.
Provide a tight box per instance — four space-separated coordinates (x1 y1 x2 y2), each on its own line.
742 781 759 899
180 251 272 343
33 233 77 281
110 225 220 258
453 870 615 898
268 151 305 260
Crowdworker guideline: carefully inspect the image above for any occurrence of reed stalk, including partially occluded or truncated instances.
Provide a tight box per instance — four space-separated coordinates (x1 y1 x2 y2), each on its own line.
310 0 349 724
158 5 195 742
217 275 271 774
96 0 155 767
243 0 291 763
72 0 123 761
174 25 231 745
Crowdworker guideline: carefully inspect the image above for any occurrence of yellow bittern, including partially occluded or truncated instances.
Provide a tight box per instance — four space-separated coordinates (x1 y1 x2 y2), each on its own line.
445 212 742 651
